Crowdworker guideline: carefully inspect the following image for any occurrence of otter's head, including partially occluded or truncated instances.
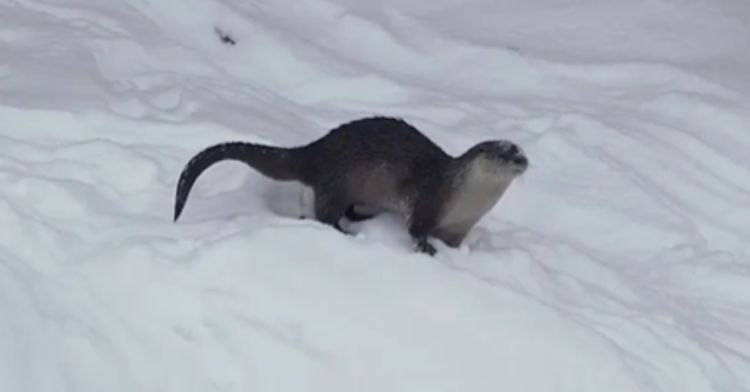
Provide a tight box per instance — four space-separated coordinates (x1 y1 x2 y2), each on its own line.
460 140 529 178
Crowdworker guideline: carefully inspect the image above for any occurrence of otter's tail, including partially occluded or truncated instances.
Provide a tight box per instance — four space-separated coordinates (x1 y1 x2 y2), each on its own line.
173 142 303 221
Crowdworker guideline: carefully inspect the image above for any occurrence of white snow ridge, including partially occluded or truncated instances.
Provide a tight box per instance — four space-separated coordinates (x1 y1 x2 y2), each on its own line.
2 0 750 391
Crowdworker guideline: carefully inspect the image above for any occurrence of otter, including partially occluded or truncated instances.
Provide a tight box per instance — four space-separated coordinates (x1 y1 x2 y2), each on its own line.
173 116 528 255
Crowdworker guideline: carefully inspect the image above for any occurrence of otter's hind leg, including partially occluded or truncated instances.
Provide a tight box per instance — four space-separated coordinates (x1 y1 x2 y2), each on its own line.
344 204 378 222
313 190 352 234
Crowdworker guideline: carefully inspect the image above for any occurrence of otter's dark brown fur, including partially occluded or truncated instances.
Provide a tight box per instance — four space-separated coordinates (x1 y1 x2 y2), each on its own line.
173 116 528 255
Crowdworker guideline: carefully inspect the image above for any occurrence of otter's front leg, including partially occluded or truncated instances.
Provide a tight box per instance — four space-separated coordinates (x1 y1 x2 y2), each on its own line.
407 200 440 256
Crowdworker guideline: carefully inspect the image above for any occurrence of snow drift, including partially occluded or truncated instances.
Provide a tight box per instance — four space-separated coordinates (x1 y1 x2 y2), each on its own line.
1 0 749 391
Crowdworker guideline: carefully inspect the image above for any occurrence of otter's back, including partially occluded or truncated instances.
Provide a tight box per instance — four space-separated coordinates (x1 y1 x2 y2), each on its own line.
298 117 452 211
303 117 450 177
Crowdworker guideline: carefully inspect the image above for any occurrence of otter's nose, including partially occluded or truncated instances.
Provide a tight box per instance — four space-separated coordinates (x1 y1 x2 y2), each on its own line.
512 155 528 166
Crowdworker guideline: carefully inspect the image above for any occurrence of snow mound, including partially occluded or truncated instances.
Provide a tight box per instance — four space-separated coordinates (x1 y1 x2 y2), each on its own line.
1 0 749 391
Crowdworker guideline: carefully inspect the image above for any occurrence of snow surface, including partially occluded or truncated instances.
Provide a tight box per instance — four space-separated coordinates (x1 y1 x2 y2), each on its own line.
1 0 750 391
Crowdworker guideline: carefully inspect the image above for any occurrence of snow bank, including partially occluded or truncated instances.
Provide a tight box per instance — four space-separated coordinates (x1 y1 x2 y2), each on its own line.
1 0 749 391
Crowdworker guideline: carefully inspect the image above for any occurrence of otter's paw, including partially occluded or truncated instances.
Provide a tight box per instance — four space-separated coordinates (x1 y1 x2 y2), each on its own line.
415 238 437 256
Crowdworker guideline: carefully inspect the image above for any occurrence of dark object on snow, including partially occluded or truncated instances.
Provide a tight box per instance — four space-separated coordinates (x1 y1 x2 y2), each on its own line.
214 27 236 46
173 116 528 255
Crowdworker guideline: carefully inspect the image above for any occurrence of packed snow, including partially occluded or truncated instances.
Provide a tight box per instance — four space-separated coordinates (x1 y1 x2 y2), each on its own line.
1 0 750 391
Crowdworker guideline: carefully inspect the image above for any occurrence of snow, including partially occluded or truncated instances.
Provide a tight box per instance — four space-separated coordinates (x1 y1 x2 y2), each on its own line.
1 0 750 391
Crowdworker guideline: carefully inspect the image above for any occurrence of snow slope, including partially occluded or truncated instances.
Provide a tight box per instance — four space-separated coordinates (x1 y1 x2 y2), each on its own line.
1 0 750 391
